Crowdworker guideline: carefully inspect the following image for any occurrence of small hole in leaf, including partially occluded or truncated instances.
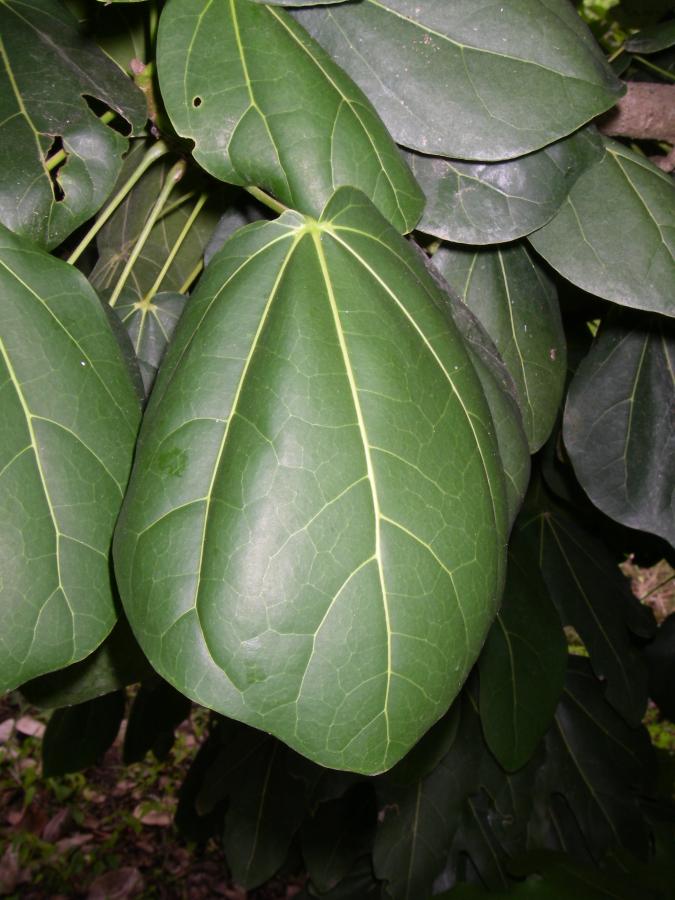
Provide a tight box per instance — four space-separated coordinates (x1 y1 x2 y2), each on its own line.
45 136 66 202
192 96 203 108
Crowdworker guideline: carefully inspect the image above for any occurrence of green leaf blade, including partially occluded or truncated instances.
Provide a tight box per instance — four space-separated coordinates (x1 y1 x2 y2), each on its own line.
408 129 604 245
529 140 675 317
433 243 566 452
564 311 675 546
156 0 423 233
0 226 141 693
114 188 508 773
0 0 146 249
295 0 624 160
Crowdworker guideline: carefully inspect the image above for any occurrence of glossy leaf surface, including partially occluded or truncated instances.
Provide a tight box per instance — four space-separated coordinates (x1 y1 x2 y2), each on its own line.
295 0 623 160
157 0 423 233
529 140 675 316
408 129 603 245
434 243 565 452
564 311 675 546
0 226 141 693
114 187 508 774
516 482 649 726
0 0 146 249
116 289 188 396
479 529 567 771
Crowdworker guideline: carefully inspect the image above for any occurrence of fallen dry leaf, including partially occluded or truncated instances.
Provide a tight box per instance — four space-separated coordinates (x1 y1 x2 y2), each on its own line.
133 804 173 826
0 719 15 744
55 833 94 854
87 866 144 900
43 808 72 843
15 716 45 739
0 846 29 895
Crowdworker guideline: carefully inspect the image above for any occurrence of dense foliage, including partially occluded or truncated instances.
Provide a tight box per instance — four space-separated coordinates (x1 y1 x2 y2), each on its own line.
0 0 673 895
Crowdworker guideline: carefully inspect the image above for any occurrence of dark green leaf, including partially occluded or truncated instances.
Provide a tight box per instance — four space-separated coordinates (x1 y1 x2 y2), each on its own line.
20 617 153 709
116 289 188 396
408 129 603 245
42 691 126 777
422 252 530 527
123 678 191 763
114 187 509 774
479 533 567 771
91 147 221 301
302 783 377 893
0 226 141 693
384 701 460 786
202 725 320 888
157 0 423 233
541 659 652 860
479 529 566 772
204 205 265 266
295 1 623 160
433 243 566 452
0 0 146 249
515 482 649 725
564 311 675 546
66 0 148 73
373 699 479 900
529 140 675 317
625 20 675 54
175 721 229 842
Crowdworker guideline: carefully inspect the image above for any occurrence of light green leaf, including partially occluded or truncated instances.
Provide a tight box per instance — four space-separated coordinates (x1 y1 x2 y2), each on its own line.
156 0 423 233
113 187 508 774
433 243 566 451
529 140 675 317
116 289 187 396
564 310 675 546
479 529 567 772
295 0 623 160
407 129 603 245
0 226 141 693
0 0 146 249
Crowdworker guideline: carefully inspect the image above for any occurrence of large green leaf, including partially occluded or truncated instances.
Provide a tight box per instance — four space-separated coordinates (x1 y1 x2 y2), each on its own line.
433 243 566 452
564 311 675 546
515 481 649 726
295 1 623 161
478 529 567 772
0 226 141 693
113 187 508 774
529 140 675 317
0 0 146 249
90 146 221 301
156 0 423 233
407 129 603 245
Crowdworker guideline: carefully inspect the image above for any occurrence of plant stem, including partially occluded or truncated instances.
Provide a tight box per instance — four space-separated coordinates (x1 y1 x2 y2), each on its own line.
607 46 624 64
67 140 169 266
141 193 208 304
156 190 197 222
109 159 187 308
179 259 204 295
244 185 288 215
633 55 675 82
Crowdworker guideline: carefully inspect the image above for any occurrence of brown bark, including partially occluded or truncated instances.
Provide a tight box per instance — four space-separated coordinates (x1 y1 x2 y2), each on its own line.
597 82 675 171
